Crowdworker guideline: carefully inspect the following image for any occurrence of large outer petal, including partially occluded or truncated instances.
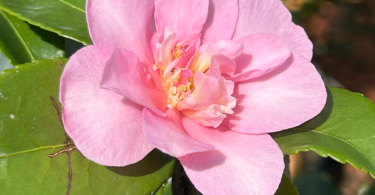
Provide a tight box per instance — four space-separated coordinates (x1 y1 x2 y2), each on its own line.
87 0 154 64
60 46 154 166
101 48 167 114
179 116 284 195
233 0 313 61
142 108 214 157
201 0 239 43
230 33 291 83
155 0 209 43
226 53 327 134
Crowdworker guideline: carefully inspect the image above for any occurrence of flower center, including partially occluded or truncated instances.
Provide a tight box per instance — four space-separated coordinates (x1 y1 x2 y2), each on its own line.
152 28 237 128
160 67 192 109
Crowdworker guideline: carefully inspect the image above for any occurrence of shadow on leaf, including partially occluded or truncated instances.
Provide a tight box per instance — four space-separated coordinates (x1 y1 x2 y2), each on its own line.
29 25 65 52
106 149 175 177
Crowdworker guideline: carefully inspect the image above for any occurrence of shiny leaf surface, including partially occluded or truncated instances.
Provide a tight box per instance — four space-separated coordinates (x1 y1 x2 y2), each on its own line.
272 87 375 178
0 0 91 44
0 10 65 65
0 59 175 194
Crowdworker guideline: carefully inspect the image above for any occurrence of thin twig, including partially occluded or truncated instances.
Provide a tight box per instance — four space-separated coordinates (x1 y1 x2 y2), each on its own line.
50 96 63 126
67 152 72 195
49 96 75 195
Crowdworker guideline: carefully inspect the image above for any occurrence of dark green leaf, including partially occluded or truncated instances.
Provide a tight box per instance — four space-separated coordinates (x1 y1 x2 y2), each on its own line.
293 172 341 195
155 178 173 195
0 10 65 65
0 59 175 194
272 87 375 178
60 0 86 13
0 0 91 45
275 175 299 195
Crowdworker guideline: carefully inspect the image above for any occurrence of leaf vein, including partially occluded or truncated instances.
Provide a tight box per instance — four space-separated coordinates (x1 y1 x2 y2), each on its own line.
313 130 369 160
0 10 35 60
59 0 85 13
0 144 65 158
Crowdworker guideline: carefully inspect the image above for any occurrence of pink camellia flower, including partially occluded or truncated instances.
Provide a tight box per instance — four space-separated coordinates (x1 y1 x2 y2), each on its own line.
59 0 326 194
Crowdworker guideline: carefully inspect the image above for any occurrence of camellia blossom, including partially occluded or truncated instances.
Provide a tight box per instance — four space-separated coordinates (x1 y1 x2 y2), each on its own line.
59 0 327 194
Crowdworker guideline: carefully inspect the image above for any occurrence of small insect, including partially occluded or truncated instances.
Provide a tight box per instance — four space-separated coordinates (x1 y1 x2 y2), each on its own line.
48 96 75 195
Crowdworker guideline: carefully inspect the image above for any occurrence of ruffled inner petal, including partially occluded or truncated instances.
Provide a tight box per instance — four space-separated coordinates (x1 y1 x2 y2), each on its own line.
101 48 167 114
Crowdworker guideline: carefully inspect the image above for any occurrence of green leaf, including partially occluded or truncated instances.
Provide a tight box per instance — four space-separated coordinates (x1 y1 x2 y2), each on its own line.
0 0 91 45
60 0 86 13
275 175 299 195
0 10 65 65
0 59 175 194
155 178 173 195
272 87 375 178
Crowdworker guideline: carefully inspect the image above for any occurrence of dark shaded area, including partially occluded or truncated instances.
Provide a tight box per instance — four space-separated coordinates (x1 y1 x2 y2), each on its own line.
106 149 174 177
172 160 202 195
65 38 84 58
294 172 342 195
29 25 65 53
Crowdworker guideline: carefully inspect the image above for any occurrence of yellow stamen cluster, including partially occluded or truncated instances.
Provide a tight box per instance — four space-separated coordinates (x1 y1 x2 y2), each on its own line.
167 83 191 109
173 46 184 59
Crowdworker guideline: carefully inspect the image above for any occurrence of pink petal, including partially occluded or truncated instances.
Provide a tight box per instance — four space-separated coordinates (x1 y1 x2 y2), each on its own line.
200 40 243 60
101 49 167 114
233 0 312 60
201 0 239 43
176 45 197 69
177 71 219 111
216 95 236 114
217 76 235 97
191 40 243 73
208 54 236 79
179 116 284 195
161 27 177 68
155 0 209 43
226 53 327 134
87 0 154 63
142 108 214 157
60 46 154 166
230 33 291 83
182 105 226 128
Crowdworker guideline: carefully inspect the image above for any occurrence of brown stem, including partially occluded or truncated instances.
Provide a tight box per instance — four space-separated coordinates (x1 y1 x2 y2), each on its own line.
49 96 75 195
